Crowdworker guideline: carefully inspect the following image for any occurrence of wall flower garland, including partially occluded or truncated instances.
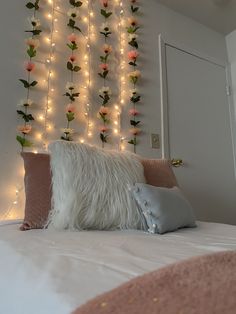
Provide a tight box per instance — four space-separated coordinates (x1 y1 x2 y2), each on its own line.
17 0 42 149
127 0 141 153
61 0 82 141
98 0 113 147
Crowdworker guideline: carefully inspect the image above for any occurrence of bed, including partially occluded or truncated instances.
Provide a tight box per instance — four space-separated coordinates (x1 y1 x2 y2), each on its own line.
0 220 236 314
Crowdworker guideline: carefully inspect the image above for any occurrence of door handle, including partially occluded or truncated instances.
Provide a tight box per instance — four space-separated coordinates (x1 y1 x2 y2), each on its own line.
171 159 184 167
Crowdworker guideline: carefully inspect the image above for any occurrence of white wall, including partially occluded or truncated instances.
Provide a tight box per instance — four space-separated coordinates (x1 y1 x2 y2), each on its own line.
226 30 236 119
0 0 229 219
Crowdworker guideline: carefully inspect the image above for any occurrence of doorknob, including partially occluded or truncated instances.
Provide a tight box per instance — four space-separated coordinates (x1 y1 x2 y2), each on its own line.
171 159 184 167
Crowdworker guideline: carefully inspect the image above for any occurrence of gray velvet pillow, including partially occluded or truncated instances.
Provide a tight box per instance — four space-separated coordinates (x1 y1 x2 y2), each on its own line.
131 183 196 234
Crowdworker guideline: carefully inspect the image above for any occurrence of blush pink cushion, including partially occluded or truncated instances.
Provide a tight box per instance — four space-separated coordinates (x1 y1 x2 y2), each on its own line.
20 152 52 231
72 251 236 314
142 159 178 188
20 154 177 231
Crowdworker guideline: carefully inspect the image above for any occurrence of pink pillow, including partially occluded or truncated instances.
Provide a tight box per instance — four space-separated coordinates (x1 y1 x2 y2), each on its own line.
141 159 177 188
20 153 52 231
20 153 177 230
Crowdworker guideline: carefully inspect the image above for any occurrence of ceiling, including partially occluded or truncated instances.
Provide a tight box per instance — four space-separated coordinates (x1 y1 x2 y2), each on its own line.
156 0 236 35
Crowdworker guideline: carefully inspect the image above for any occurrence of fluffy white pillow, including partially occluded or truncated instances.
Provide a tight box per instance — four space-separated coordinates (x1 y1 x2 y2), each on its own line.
47 141 146 230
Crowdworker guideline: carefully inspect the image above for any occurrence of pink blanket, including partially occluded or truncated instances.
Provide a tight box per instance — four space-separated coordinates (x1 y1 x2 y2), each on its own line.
73 251 236 314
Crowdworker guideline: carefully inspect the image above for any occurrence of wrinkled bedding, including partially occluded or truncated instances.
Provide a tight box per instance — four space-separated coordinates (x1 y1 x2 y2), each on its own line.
0 221 235 314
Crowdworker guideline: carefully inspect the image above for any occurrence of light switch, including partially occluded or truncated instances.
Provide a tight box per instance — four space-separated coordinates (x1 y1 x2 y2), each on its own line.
151 134 160 149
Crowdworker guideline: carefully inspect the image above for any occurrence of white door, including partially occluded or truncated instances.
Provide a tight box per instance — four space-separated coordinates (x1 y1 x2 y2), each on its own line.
164 44 236 225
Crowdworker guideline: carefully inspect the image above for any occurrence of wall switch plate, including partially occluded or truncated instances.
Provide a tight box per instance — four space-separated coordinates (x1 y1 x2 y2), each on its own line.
151 134 160 149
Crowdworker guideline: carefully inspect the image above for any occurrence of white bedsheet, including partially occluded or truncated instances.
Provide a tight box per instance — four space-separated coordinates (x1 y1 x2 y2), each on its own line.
0 221 235 314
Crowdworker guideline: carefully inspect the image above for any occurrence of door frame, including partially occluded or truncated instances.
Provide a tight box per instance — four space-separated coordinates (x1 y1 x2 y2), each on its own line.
158 34 236 177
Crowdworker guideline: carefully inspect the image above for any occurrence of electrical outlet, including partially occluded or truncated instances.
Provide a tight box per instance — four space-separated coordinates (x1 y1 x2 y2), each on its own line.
151 134 160 149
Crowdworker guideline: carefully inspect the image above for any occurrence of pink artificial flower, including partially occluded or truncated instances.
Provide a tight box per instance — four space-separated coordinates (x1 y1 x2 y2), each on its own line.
103 44 112 54
130 0 137 3
128 17 138 27
18 125 32 134
128 50 139 61
25 38 39 48
130 127 141 136
68 33 77 43
99 63 109 71
99 106 109 115
69 55 77 62
25 61 35 72
101 0 108 8
100 126 109 132
129 108 139 116
66 104 76 113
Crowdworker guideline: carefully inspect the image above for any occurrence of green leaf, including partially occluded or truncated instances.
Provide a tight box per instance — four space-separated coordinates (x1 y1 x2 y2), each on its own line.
130 120 140 126
129 61 137 67
129 39 138 49
27 46 36 58
100 133 108 143
128 138 137 146
131 5 139 13
73 65 81 72
26 2 35 9
19 79 30 88
131 95 141 103
67 61 73 71
101 9 113 19
16 135 33 148
67 19 82 32
30 80 38 87
66 112 75 122
25 29 42 36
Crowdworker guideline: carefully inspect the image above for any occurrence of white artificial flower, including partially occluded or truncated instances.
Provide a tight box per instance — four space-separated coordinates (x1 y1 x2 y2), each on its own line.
100 22 109 31
130 88 138 96
30 16 40 27
129 33 138 41
67 8 79 19
25 38 40 48
17 99 33 107
62 128 74 134
99 86 112 96
66 82 75 91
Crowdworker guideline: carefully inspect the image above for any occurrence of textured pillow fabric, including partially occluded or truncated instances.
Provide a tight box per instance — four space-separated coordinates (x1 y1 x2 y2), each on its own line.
47 141 146 231
20 152 52 231
131 183 196 234
141 159 177 188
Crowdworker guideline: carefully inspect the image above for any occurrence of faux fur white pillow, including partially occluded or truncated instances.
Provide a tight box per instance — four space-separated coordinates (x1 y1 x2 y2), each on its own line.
47 141 146 230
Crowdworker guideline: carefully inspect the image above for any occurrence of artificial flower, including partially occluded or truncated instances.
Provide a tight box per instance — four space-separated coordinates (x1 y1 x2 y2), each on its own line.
69 55 77 62
100 126 109 132
30 16 40 27
128 70 141 83
100 22 109 31
103 44 112 55
17 99 33 107
130 88 138 95
99 106 109 115
68 33 77 43
66 82 75 91
129 33 138 41
128 50 139 61
130 127 141 136
67 8 79 19
18 125 32 134
25 61 35 72
99 63 109 71
66 104 76 113
100 0 108 7
129 108 139 116
99 86 112 96
130 0 137 3
128 17 138 27
25 38 39 48
62 128 73 134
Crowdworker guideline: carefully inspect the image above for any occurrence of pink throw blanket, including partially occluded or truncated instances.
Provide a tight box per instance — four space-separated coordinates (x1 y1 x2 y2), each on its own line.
73 251 236 314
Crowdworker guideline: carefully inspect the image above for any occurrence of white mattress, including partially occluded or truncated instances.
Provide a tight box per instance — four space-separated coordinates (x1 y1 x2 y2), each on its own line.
0 221 236 314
